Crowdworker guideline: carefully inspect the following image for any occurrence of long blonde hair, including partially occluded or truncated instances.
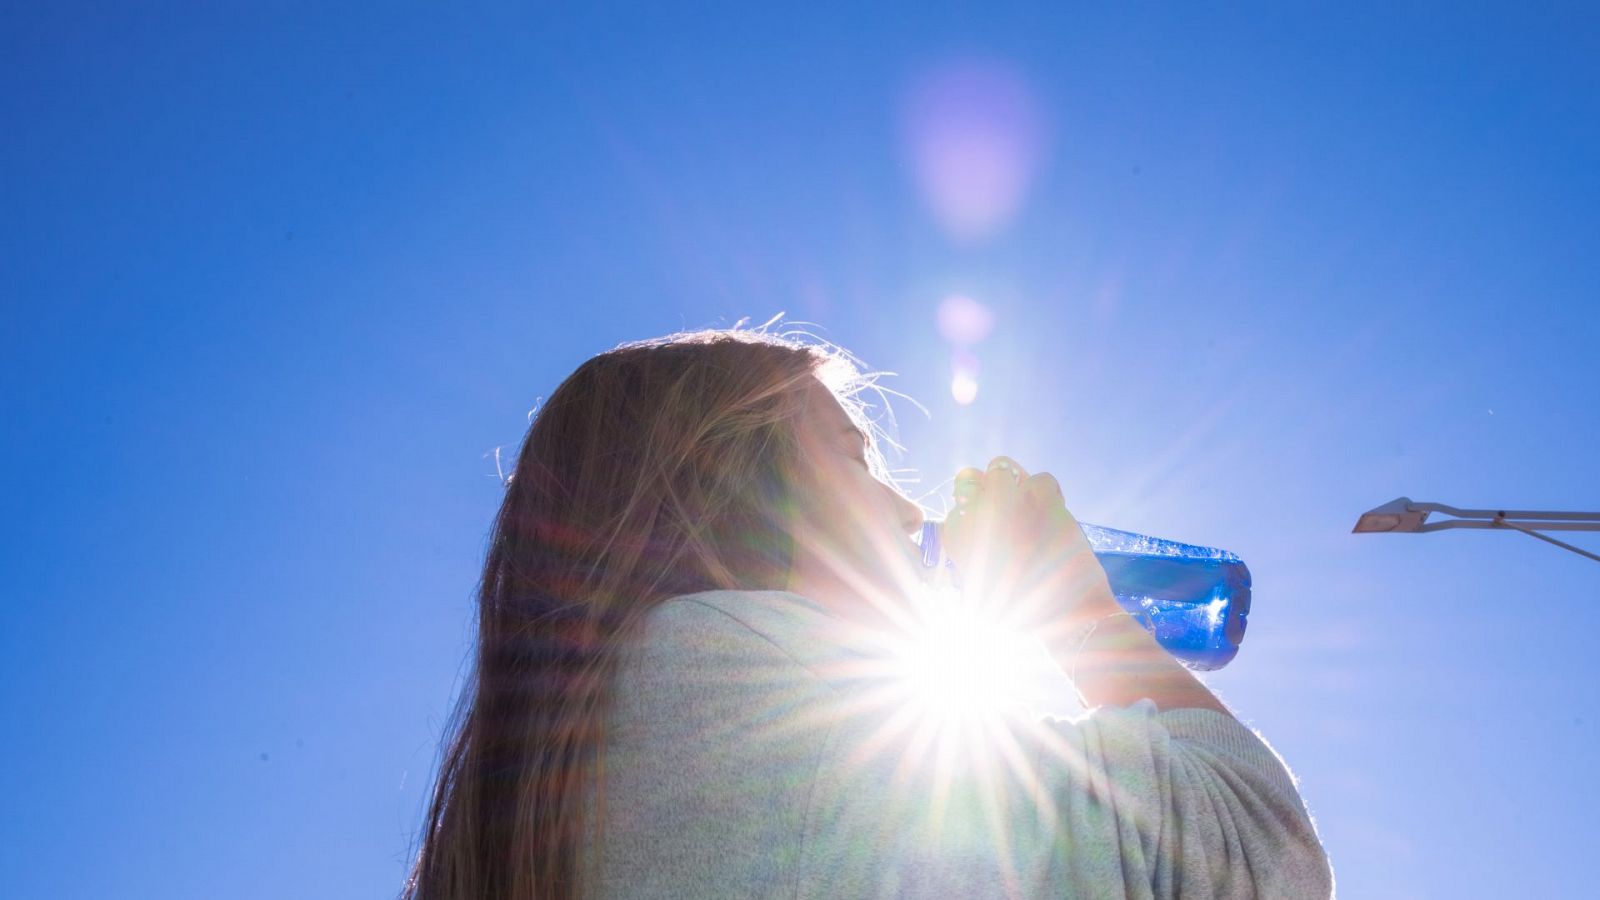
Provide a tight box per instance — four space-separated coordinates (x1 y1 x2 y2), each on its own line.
404 327 892 900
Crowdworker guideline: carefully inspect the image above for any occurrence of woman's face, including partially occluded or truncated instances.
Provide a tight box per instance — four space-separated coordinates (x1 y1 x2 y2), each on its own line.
784 379 928 622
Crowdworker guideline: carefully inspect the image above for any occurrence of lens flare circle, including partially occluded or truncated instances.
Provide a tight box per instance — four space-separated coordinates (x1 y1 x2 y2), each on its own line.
937 294 996 346
902 60 1045 241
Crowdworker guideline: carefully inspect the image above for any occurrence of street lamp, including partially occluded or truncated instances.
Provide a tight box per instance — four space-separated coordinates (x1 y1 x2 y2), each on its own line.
1353 497 1600 563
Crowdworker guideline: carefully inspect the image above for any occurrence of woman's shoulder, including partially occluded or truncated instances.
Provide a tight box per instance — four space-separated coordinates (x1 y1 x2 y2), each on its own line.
605 592 846 758
650 589 826 641
629 590 875 689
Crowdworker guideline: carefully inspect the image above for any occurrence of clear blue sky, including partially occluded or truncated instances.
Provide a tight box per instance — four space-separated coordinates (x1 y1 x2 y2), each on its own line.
4 3 1597 897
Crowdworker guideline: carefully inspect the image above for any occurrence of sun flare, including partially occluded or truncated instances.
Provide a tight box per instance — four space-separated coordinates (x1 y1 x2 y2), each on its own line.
885 592 1041 726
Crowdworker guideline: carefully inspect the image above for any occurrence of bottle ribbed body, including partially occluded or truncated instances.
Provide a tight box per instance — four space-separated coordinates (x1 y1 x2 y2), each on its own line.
917 521 1251 670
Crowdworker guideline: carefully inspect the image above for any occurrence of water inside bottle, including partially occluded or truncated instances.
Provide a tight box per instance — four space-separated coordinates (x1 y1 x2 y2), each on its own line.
1086 525 1252 669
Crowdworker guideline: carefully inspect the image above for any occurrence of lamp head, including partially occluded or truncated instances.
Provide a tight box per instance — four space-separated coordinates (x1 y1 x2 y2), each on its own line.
1353 497 1429 533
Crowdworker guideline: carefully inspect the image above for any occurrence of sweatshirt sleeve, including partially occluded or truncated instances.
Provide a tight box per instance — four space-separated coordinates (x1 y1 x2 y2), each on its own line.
795 698 1334 899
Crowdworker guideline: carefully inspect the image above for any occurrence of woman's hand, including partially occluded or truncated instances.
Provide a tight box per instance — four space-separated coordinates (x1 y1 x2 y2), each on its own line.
942 456 1233 715
941 456 1118 631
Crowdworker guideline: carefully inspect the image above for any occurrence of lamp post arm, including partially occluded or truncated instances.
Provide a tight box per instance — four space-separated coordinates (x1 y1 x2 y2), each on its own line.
1356 498 1600 564
1417 519 1600 533
1411 502 1600 523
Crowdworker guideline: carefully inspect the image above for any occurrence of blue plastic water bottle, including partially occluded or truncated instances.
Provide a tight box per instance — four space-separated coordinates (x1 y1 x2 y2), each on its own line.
917 521 1251 670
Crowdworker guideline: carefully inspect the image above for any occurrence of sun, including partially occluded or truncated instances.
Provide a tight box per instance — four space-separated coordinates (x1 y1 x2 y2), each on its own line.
884 589 1043 727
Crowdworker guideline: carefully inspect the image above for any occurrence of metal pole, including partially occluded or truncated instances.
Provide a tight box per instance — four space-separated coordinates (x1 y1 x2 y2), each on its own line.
1491 517 1600 564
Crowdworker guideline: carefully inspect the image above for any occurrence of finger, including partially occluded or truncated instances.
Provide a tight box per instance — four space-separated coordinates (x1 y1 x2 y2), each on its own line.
986 455 1028 484
952 466 984 507
985 456 1026 508
1022 471 1066 515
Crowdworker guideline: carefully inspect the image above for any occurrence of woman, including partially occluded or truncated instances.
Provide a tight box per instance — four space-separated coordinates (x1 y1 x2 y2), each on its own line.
404 327 1332 899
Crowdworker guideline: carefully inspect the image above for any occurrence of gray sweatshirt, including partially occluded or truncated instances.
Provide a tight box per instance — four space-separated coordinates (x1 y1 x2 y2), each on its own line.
584 590 1333 899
